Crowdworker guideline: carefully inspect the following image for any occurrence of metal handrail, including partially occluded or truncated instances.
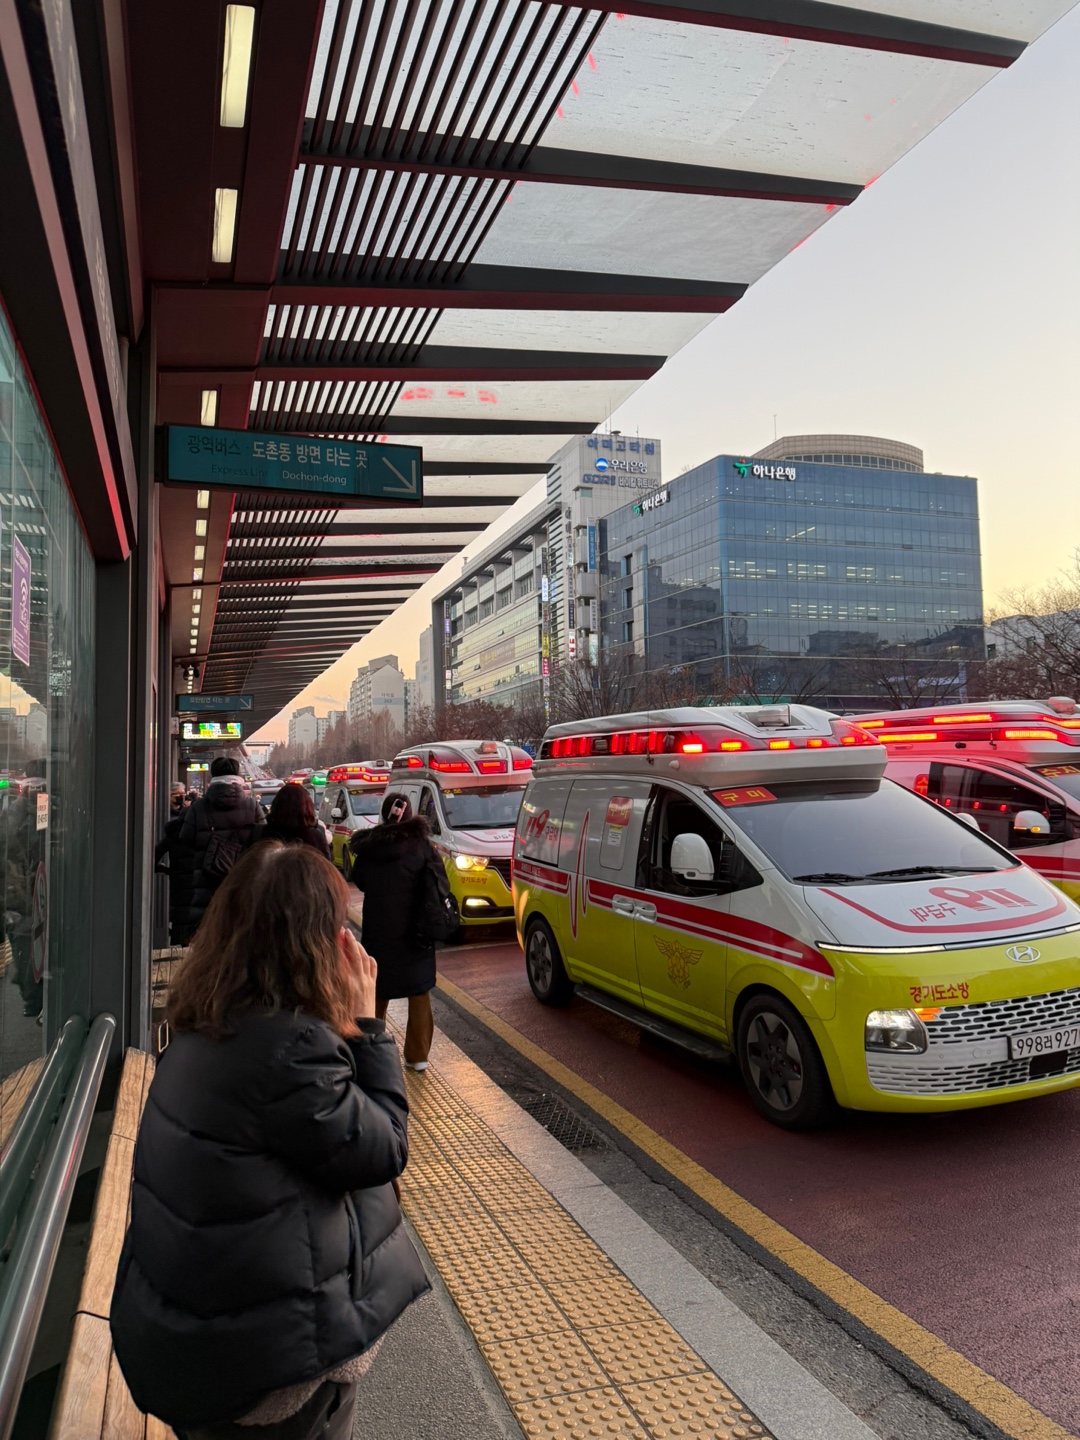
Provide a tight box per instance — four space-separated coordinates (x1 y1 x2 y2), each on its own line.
0 1013 116 1440
0 1017 86 1256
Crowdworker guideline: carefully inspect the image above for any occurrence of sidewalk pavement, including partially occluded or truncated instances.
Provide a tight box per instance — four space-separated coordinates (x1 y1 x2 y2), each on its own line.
363 1002 882 1440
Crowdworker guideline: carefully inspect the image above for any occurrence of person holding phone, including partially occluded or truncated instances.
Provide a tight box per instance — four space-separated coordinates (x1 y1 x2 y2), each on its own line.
111 843 428 1438
348 793 438 1070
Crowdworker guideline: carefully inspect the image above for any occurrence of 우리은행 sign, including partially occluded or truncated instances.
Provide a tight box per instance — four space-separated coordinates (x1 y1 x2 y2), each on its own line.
164 427 423 505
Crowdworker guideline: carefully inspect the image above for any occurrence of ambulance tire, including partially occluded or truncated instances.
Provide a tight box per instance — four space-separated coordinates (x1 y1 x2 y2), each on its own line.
340 847 353 883
525 919 574 1006
736 993 835 1130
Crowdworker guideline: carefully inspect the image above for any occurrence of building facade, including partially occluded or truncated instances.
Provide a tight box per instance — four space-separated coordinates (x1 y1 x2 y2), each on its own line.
415 626 436 710
348 655 406 731
597 437 984 708
288 705 318 750
433 434 662 713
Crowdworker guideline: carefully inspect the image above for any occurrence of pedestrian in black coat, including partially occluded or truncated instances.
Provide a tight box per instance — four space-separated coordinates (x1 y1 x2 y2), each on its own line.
181 756 265 933
348 796 438 1069
258 781 331 860
110 843 429 1437
154 784 195 945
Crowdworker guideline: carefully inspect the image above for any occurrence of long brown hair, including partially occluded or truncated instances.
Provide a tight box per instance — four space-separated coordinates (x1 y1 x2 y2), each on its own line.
168 842 358 1039
268 782 316 830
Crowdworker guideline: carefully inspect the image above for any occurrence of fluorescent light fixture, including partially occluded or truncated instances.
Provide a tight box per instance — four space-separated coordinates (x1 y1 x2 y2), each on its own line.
189 641 198 652
212 188 238 264
196 491 210 509
192 603 201 615
194 544 206 561
200 389 219 426
220 6 255 127
195 519 208 537
193 567 203 581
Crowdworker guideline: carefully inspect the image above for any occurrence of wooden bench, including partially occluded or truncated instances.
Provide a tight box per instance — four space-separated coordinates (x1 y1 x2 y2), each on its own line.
49 1048 175 1440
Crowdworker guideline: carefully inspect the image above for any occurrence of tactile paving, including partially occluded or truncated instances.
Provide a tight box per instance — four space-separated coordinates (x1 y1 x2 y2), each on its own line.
395 1038 774 1440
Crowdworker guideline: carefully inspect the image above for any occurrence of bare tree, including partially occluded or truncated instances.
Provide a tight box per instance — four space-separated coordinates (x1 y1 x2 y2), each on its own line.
727 653 832 706
990 555 1080 697
842 641 969 709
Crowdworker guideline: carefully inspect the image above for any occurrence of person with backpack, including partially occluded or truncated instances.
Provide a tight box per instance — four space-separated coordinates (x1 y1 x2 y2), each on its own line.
155 783 196 945
348 794 448 1070
182 756 265 934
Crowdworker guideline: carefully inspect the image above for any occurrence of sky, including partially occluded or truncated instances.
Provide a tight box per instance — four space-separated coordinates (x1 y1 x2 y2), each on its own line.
252 9 1080 743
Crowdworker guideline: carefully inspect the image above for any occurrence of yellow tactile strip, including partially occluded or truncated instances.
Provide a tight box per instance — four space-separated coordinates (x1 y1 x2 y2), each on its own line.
400 1063 772 1440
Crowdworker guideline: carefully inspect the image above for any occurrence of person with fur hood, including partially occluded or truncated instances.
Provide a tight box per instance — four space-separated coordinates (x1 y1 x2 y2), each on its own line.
347 794 438 1070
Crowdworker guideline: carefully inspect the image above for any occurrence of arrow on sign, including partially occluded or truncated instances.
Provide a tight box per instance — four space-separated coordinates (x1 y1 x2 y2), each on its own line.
382 458 419 496
239 696 253 710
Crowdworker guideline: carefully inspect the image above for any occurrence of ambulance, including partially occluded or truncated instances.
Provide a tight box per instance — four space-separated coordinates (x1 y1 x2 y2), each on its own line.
512 704 1080 1129
385 740 533 934
319 762 392 878
858 699 1080 900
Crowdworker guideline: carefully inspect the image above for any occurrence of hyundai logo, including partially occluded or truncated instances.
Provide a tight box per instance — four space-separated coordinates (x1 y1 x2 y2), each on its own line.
594 456 609 471
1006 944 1041 964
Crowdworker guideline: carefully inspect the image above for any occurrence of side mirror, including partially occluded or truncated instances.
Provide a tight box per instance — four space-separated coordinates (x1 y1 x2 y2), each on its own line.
1013 809 1051 834
956 812 981 831
330 807 344 820
670 832 715 882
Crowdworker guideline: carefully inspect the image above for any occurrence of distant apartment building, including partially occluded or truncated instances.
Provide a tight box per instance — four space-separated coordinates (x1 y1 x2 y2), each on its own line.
415 626 435 710
288 705 318 749
348 655 406 732
327 708 346 729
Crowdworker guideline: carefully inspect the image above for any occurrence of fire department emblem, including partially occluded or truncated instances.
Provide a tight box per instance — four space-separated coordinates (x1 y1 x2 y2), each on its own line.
654 935 702 989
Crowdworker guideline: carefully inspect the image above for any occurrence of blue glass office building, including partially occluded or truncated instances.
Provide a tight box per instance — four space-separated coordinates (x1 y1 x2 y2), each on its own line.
597 439 984 707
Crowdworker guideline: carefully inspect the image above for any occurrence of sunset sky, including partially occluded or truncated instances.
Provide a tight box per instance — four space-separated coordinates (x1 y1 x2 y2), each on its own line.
253 8 1080 743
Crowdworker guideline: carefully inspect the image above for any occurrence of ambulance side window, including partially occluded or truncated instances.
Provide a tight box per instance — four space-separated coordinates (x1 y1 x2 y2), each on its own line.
928 764 1067 849
638 788 760 895
419 786 441 834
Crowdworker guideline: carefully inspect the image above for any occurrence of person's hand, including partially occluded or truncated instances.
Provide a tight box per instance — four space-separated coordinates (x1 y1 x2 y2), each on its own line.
340 928 377 1019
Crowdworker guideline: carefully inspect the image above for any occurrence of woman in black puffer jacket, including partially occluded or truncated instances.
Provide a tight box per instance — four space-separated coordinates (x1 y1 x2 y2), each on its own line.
111 843 429 1438
348 795 439 1071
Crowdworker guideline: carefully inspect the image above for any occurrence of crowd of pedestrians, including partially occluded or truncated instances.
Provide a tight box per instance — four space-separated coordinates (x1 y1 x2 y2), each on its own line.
125 760 449 1437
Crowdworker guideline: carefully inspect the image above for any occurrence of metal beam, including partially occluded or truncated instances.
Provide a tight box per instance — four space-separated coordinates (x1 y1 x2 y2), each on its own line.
166 344 666 386
218 564 441 584
301 126 862 208
227 544 456 560
263 416 596 436
268 264 745 312
233 520 488 537
597 1 1023 66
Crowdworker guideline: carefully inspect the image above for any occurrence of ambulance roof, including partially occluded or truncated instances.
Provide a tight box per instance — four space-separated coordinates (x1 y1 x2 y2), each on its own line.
391 739 533 783
854 699 1080 763
326 761 391 786
535 705 885 785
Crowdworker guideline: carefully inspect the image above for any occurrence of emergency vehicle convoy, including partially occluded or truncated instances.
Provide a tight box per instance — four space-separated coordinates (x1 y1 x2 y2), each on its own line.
319 762 391 877
512 704 1080 1128
385 740 532 934
857 699 1080 900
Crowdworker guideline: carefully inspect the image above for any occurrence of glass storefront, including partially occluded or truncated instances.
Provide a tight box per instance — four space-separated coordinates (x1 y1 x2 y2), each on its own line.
0 308 96 1112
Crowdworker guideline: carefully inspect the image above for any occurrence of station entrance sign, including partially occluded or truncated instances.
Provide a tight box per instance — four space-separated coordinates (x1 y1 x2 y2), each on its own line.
162 426 423 505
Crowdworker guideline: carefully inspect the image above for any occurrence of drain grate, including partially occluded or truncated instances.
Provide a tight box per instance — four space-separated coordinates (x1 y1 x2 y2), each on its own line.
507 1088 608 1153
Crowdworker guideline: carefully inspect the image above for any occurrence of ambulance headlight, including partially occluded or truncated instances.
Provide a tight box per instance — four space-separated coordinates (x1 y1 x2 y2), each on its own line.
865 1010 928 1054
455 854 489 872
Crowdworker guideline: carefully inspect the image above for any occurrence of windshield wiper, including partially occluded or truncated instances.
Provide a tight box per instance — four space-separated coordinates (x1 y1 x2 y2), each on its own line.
862 865 992 880
791 872 867 884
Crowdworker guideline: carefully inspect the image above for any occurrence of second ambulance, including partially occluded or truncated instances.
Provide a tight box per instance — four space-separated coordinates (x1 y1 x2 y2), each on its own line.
513 704 1080 1128
386 740 533 936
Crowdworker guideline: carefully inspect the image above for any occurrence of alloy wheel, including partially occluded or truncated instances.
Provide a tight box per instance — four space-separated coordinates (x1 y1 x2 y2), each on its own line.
745 1011 804 1112
527 928 553 993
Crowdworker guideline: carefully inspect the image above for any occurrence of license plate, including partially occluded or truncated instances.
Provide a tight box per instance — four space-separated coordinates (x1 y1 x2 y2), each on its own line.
1009 1026 1080 1059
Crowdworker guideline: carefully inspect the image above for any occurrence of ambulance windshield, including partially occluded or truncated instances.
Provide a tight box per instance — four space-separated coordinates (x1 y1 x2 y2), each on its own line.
719 779 1014 885
1029 765 1080 801
442 785 526 829
349 792 384 816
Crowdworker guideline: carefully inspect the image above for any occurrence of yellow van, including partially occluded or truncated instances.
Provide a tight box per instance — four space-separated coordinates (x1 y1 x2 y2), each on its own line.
513 705 1080 1128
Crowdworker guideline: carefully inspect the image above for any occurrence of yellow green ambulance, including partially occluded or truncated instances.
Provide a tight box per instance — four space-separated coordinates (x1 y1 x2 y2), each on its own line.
512 705 1080 1128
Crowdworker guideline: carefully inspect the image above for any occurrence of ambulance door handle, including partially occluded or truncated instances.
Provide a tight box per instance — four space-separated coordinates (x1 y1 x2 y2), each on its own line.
634 902 657 923
612 895 636 917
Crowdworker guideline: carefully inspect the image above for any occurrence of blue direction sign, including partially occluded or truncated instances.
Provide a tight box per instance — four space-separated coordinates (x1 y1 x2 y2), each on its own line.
176 693 254 713
164 426 422 505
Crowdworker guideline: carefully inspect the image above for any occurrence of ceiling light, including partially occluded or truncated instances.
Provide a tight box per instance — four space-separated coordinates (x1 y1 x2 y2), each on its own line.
200 389 219 426
189 641 198 652
193 568 203 581
196 491 210 509
212 188 238 264
192 603 201 615
195 519 207 537
194 544 206 561
220 5 255 128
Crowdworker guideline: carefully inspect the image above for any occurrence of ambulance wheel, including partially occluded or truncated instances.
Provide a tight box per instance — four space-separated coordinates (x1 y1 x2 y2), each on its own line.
736 994 835 1130
525 919 574 1006
340 847 353 882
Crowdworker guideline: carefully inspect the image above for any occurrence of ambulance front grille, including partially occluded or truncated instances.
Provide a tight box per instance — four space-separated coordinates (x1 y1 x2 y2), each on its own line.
867 1048 1080 1096
924 986 1080 1045
488 858 513 888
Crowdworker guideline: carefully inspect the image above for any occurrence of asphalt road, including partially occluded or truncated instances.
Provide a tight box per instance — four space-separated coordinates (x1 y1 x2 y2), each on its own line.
436 939 1080 1439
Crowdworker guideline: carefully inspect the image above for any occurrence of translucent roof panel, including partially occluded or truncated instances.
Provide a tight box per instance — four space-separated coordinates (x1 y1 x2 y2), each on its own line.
378 434 581 464
818 0 1075 41
542 17 990 184
389 378 641 424
426 309 713 356
474 186 830 284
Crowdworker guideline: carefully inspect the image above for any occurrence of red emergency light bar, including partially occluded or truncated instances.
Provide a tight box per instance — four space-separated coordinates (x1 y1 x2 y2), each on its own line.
326 765 390 784
541 720 877 761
